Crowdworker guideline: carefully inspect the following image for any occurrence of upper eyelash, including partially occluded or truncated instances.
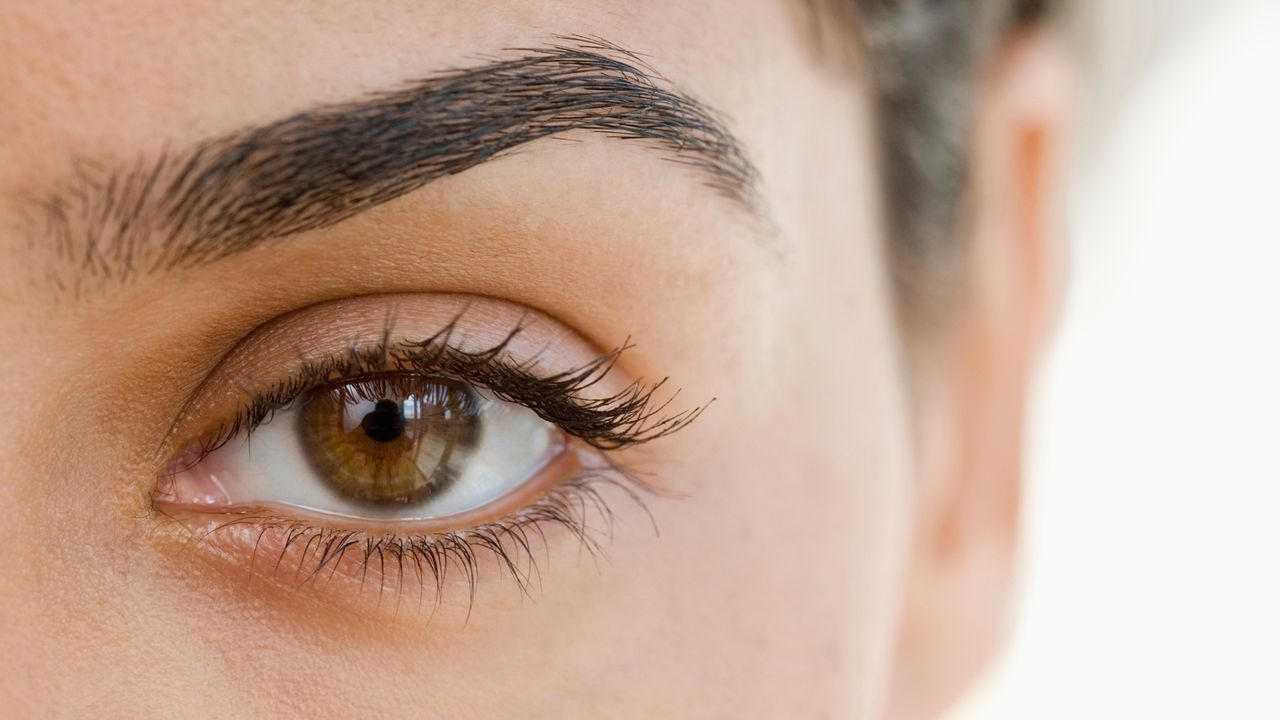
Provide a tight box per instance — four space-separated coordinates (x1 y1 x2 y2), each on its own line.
191 316 706 461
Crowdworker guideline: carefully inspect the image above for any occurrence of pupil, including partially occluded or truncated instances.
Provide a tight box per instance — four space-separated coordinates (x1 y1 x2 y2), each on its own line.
360 399 406 443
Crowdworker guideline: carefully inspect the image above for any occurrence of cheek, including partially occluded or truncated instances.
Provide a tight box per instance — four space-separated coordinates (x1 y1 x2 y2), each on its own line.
537 282 916 713
647 210 918 709
700 353 912 711
0 356 233 713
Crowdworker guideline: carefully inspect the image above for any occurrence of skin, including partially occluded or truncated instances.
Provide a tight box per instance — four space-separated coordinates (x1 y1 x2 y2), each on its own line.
0 1 1070 718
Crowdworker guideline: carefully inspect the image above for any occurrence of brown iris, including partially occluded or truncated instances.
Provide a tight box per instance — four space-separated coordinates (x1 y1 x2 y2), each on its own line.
299 376 480 503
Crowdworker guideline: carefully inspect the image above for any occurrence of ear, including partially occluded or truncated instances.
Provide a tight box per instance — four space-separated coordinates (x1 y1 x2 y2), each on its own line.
888 28 1072 720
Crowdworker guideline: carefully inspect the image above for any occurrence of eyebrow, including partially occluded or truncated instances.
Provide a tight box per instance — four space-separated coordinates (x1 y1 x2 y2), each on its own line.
31 37 762 289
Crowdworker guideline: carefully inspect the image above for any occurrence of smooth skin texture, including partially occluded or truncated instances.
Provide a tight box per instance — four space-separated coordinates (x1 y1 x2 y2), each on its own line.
0 1 1069 717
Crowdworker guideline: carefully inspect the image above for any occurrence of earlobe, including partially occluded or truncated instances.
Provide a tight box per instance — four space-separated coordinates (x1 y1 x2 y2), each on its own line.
888 27 1072 720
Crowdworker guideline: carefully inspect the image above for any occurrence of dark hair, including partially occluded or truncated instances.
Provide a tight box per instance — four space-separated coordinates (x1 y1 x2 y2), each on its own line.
815 0 1054 326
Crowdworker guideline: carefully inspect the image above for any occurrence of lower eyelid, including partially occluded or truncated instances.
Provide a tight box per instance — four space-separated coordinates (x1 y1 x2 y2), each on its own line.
152 470 651 620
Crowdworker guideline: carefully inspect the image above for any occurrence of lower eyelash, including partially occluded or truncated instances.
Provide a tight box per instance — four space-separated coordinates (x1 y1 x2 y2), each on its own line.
158 471 656 615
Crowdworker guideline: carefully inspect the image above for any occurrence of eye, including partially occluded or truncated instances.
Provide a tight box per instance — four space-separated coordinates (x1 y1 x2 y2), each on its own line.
159 373 567 523
148 297 704 613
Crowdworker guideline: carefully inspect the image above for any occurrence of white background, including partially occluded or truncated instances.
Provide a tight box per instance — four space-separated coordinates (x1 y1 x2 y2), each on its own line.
954 1 1280 717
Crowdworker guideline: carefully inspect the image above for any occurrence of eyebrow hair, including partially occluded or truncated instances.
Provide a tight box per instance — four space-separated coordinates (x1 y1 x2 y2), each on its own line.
31 37 761 289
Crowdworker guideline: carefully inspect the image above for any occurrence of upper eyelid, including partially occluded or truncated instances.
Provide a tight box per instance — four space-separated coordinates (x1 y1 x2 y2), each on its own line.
156 295 600 451
178 330 703 466
157 294 705 471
